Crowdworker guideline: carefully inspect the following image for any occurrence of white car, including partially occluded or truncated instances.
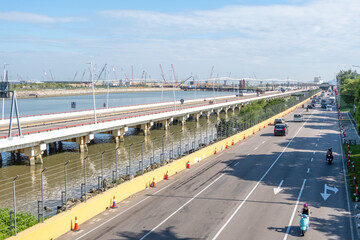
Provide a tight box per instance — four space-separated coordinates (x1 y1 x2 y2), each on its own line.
326 105 333 111
294 114 303 122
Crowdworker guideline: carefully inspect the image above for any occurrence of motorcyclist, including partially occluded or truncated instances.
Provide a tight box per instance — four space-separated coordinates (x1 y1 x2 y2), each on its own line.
326 148 333 161
301 203 310 216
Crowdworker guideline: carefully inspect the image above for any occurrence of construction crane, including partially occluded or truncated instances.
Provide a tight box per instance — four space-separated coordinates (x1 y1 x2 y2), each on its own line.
80 69 86 82
176 75 193 87
43 70 51 82
112 66 117 82
131 65 134 86
159 64 167 84
49 69 55 84
97 64 107 81
72 72 78 81
171 64 177 85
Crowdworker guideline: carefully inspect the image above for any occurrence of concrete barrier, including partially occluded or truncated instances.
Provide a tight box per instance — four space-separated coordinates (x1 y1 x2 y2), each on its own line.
9 94 314 240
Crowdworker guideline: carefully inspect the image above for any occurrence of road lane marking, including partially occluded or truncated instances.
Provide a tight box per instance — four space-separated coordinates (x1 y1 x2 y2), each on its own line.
234 162 239 167
139 173 225 240
273 180 284 195
283 179 307 240
212 112 313 240
75 142 230 240
247 153 250 156
310 157 313 162
262 140 266 144
307 168 310 173
313 151 316 155
315 143 318 147
254 146 259 150
75 174 180 240
317 138 319 142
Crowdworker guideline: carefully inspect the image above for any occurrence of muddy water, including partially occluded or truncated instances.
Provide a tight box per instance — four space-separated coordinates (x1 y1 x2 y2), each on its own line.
0 113 229 218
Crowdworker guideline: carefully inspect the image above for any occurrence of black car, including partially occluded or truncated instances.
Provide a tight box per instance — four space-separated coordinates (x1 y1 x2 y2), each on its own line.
274 124 288 136
307 104 313 109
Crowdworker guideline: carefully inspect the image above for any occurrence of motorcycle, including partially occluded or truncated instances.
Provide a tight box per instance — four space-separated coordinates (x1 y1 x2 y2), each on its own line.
299 214 309 236
326 154 333 164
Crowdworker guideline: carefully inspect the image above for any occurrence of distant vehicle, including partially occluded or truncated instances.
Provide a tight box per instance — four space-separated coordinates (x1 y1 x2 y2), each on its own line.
307 104 313 109
274 124 288 136
321 99 327 108
274 118 285 125
294 114 303 122
280 88 286 92
326 105 333 111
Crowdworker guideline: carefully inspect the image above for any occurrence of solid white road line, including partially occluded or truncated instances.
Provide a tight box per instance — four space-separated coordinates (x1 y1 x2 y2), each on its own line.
139 173 225 240
212 112 313 240
283 179 307 240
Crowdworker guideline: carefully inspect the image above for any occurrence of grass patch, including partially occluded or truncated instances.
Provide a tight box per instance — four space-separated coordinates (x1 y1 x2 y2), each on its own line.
343 144 360 201
0 208 38 240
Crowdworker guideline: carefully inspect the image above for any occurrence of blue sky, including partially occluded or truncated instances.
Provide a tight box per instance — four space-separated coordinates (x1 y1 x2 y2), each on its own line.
0 0 359 82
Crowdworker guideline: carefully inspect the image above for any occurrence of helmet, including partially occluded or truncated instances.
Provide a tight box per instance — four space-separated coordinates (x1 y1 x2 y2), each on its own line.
304 203 308 207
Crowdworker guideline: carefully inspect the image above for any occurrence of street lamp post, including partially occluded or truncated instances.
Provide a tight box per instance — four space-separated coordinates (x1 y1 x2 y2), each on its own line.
86 62 97 124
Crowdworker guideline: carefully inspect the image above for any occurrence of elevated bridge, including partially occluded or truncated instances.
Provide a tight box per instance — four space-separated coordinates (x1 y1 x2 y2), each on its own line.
0 90 308 165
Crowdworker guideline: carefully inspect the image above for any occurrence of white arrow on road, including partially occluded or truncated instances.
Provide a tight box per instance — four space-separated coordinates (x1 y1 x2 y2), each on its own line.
320 184 339 201
273 180 284 195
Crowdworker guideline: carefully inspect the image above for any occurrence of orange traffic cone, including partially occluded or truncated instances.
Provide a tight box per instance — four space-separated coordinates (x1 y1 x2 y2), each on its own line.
244 135 246 139
186 161 190 169
111 196 117 208
356 184 359 195
151 177 156 187
214 147 217 154
226 142 228 149
165 171 169 180
253 129 255 134
73 216 79 231
232 139 234 145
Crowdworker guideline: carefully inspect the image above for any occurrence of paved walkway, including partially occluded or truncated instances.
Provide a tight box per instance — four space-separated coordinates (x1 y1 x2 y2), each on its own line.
341 112 360 145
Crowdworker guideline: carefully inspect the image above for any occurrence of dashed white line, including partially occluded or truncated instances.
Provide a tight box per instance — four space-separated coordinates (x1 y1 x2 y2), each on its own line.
307 168 310 174
311 158 313 162
313 151 316 155
262 140 266 144
212 112 313 240
315 143 318 147
234 162 239 167
254 146 259 150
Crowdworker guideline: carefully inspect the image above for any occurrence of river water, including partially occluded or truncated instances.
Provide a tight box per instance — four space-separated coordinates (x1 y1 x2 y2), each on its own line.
0 90 232 219
1 89 231 117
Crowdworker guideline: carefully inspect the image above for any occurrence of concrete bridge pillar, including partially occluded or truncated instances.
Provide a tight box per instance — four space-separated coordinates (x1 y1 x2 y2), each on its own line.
162 118 172 130
141 122 152 135
112 127 128 143
23 144 46 165
76 135 93 153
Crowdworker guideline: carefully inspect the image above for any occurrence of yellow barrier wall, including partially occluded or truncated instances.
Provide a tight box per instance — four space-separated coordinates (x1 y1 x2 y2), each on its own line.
10 94 315 240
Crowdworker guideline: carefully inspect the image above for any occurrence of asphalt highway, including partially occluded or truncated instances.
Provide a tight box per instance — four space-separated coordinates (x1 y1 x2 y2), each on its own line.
58 103 355 240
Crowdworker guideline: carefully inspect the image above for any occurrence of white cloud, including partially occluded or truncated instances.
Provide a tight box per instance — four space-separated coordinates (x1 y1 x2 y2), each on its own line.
97 0 360 80
0 11 87 24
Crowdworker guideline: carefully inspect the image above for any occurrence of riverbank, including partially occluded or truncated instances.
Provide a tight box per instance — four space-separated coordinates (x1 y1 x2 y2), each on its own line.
14 87 181 99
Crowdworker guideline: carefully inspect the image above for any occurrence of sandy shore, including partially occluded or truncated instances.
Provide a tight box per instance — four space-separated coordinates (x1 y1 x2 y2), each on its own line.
14 87 180 99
